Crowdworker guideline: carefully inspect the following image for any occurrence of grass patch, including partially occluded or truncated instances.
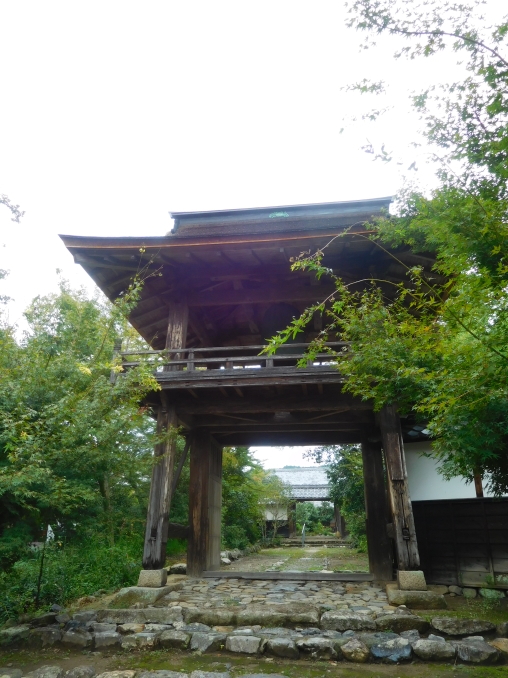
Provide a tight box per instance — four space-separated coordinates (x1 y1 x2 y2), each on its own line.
418 596 508 625
2 649 508 678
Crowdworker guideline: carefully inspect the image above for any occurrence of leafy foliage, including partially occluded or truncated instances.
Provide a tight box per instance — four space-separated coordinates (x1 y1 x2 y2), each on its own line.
0 283 160 549
221 446 265 548
0 275 275 617
307 447 367 550
0 538 142 624
0 278 162 618
266 2 508 495
258 472 293 540
295 501 334 535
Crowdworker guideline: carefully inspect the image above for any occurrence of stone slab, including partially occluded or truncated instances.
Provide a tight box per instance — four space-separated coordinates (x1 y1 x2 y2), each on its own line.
202 571 373 581
0 625 31 646
375 614 429 634
24 668 64 678
387 589 446 609
320 611 376 631
169 563 187 575
412 639 456 661
431 617 496 637
96 607 183 625
397 570 427 591
137 569 167 588
225 635 262 654
237 603 319 627
0 670 23 678
489 638 508 656
427 585 449 595
109 586 173 607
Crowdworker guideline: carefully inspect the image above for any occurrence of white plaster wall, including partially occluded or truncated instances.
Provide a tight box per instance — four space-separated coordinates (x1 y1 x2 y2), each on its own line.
404 442 480 501
265 506 288 520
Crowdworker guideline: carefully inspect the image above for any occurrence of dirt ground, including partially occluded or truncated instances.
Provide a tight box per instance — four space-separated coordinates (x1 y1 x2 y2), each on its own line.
221 546 369 573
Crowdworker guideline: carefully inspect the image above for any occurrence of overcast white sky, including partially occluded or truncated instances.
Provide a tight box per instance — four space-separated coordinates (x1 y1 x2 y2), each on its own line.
1 1 495 467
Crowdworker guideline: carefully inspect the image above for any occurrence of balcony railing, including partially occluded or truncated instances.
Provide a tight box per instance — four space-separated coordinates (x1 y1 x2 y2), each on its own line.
121 342 349 374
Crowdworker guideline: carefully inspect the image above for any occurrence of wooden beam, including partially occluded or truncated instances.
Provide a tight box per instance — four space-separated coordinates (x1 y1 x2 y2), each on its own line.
201 423 363 434
157 366 346 389
303 408 351 422
213 431 363 446
379 404 420 571
361 434 394 580
173 393 371 415
142 395 178 569
188 310 213 347
188 413 373 429
187 282 337 307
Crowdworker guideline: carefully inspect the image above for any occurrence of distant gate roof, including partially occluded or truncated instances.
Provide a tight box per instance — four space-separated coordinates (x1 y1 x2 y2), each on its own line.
272 466 330 501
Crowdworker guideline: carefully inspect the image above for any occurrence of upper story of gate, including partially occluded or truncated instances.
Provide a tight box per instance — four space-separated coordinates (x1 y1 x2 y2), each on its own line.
61 197 413 350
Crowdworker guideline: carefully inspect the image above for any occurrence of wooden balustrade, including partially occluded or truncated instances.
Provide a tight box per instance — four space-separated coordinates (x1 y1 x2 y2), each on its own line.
121 342 349 374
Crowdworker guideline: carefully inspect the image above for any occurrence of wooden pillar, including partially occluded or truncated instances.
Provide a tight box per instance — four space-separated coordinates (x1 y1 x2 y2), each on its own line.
288 501 297 537
187 431 223 577
379 404 420 571
142 394 178 569
142 301 188 569
361 433 394 580
165 299 188 368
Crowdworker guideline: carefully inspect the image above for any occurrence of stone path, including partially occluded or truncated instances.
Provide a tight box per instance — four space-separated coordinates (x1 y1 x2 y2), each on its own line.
161 578 386 612
2 577 507 666
219 546 368 573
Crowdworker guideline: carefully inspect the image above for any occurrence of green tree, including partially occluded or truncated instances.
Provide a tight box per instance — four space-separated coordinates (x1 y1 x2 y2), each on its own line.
307 447 367 550
258 473 293 540
0 282 159 561
221 446 265 549
296 501 334 534
267 2 508 495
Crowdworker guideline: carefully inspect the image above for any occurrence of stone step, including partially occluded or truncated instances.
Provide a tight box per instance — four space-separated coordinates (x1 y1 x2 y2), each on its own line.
202 571 373 581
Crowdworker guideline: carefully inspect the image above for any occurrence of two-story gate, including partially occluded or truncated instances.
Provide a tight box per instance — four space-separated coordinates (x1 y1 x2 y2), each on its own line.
61 198 439 581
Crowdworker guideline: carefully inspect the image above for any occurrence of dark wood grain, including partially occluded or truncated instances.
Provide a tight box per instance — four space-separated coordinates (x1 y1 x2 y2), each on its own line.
379 404 420 571
142 396 178 569
362 435 394 580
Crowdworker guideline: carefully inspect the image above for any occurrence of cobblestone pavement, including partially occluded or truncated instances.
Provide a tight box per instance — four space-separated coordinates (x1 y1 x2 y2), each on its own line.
161 578 393 613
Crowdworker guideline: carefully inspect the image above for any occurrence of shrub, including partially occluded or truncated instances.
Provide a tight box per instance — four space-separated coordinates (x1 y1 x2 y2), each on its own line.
222 525 249 550
0 537 142 624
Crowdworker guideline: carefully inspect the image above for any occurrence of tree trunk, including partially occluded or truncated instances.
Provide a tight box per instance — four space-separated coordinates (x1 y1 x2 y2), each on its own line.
98 474 114 546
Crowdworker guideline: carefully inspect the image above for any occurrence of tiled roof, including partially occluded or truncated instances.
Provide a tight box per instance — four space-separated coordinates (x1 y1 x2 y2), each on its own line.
271 467 331 500
290 485 330 500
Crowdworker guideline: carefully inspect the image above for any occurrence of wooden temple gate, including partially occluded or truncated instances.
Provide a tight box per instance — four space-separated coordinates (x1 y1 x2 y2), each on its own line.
61 198 439 581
